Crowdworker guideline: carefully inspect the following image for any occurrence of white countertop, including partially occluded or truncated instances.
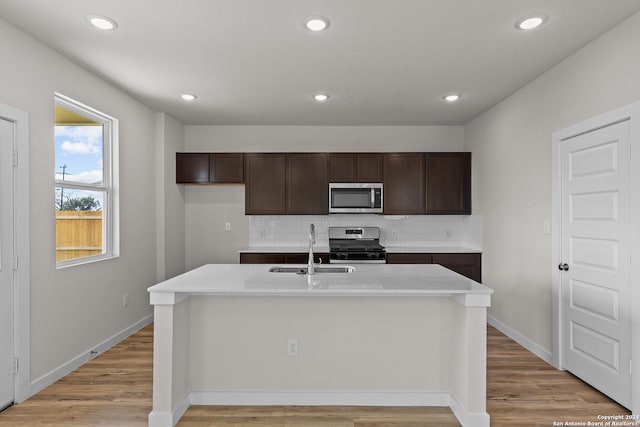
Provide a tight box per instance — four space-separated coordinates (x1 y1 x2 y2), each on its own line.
148 263 492 307
239 245 481 253
384 245 481 253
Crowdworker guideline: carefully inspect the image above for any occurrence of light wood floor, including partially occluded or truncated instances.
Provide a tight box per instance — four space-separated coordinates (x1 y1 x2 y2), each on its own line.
0 323 629 426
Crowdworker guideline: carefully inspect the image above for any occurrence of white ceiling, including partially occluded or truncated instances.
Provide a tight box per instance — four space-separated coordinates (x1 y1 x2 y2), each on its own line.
1 0 640 125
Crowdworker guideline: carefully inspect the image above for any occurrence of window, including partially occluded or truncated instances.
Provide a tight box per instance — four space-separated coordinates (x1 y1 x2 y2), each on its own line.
54 94 118 267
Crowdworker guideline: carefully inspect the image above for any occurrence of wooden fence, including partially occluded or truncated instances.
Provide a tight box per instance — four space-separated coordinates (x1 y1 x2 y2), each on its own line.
55 211 103 261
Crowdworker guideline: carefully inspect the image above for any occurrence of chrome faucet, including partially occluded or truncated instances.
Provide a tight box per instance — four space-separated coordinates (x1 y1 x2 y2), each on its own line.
308 223 316 275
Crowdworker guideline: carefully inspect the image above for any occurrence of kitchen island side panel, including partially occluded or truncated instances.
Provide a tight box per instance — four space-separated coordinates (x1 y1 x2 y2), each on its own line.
187 296 453 392
449 303 488 414
149 301 190 427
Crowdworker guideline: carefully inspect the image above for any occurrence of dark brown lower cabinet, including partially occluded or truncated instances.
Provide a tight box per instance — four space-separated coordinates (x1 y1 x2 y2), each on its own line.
386 252 481 282
385 253 433 264
432 253 481 282
240 253 330 264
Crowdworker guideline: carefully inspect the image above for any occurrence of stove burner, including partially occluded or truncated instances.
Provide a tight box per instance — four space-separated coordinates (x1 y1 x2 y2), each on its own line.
329 241 385 252
328 227 386 263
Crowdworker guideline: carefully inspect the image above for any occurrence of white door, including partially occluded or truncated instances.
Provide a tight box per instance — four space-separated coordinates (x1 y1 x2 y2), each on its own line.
560 119 631 408
0 118 14 410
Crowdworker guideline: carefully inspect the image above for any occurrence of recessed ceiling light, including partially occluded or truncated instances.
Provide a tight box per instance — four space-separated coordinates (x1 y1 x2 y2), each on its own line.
516 14 547 30
313 93 329 102
181 94 197 101
303 16 330 31
86 14 118 30
443 94 461 102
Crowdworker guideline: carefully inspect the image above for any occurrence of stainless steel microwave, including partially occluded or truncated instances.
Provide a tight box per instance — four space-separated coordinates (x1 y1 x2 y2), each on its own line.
329 183 383 213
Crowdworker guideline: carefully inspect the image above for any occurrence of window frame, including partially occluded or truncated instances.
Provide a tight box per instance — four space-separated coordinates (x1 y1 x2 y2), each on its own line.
54 93 119 268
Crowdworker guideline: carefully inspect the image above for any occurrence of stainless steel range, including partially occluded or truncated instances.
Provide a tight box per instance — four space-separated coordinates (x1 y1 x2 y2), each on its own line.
329 226 386 263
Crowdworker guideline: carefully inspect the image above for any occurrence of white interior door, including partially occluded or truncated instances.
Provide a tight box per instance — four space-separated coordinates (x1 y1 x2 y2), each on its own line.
0 118 15 411
560 119 631 408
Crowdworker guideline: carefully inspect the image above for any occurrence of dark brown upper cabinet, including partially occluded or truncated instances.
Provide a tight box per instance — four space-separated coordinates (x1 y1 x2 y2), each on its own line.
176 153 244 184
245 153 327 215
383 153 425 215
244 153 286 214
176 153 209 183
210 153 244 183
426 152 471 215
328 153 383 183
356 153 383 182
286 153 329 214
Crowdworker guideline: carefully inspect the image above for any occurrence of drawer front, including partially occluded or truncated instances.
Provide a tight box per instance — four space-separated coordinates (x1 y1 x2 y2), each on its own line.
240 253 330 265
240 253 284 264
386 253 433 264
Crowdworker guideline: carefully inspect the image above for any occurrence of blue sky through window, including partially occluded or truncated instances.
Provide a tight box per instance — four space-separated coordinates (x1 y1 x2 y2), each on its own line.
54 125 103 185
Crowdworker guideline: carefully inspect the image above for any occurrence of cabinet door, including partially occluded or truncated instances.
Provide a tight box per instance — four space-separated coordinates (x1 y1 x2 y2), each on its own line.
239 253 285 264
286 153 328 214
328 153 356 182
176 153 209 183
245 154 286 215
284 253 330 264
386 253 433 264
356 153 383 182
426 153 471 214
432 253 481 282
210 153 244 183
240 253 330 264
329 153 383 183
383 153 425 214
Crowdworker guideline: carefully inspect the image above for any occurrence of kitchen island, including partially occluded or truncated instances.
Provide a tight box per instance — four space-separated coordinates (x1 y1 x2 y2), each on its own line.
147 263 493 427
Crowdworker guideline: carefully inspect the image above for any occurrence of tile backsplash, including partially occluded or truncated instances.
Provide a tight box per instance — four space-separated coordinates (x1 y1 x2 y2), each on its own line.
249 214 482 248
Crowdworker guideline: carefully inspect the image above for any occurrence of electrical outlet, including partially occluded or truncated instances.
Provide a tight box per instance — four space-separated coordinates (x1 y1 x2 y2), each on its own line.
259 229 266 238
123 293 129 308
287 338 298 357
391 229 397 240
225 222 231 231
445 229 452 238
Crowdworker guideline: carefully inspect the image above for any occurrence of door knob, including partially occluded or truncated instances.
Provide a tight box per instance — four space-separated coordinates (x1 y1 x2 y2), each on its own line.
558 263 569 271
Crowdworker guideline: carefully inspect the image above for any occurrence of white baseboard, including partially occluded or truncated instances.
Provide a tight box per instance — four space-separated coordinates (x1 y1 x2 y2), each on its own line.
449 393 490 427
185 391 489 427
487 315 554 365
148 392 190 427
189 390 450 407
30 314 153 397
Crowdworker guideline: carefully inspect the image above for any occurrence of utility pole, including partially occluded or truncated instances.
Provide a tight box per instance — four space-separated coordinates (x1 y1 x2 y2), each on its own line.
59 165 68 209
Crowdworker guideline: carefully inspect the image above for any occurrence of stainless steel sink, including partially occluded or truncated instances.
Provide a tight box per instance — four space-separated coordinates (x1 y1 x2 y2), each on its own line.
269 266 356 274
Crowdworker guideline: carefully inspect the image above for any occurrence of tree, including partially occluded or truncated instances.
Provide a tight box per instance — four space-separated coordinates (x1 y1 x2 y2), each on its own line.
56 195 101 211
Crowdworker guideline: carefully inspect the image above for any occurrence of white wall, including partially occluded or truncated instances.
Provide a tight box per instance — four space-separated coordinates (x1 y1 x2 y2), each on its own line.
0 18 160 383
184 125 465 268
185 185 249 269
186 125 464 152
464 11 640 353
156 113 186 280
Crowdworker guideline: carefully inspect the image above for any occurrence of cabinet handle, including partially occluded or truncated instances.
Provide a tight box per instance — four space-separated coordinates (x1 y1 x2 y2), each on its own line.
558 263 569 271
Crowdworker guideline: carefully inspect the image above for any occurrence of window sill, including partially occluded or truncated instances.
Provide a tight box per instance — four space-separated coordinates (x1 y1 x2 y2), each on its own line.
55 253 119 270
